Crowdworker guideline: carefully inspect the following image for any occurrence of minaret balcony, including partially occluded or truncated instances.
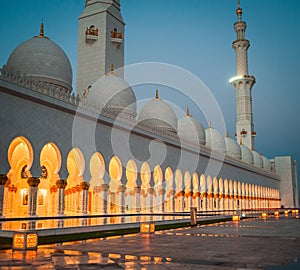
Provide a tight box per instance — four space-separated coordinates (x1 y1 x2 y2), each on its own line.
110 29 123 47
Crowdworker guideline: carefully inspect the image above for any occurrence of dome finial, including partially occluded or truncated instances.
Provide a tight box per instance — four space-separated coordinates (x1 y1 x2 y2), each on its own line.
209 121 212 128
155 88 159 99
236 0 243 21
186 106 190 116
240 139 243 145
39 21 44 38
226 131 229 138
260 150 262 156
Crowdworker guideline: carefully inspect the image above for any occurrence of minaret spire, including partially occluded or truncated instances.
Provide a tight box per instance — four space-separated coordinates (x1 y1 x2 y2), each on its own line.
230 1 256 150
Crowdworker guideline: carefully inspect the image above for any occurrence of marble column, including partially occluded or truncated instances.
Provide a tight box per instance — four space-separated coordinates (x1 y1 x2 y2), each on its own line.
134 186 141 213
80 182 90 215
117 185 126 214
0 174 8 217
56 179 67 215
147 187 154 213
168 190 176 212
157 188 165 213
27 177 40 216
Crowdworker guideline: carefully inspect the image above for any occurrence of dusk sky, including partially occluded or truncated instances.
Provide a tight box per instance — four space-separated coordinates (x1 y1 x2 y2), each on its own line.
1 0 300 186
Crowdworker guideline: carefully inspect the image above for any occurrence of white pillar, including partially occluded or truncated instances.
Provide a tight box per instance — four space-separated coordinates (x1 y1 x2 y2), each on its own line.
117 185 126 214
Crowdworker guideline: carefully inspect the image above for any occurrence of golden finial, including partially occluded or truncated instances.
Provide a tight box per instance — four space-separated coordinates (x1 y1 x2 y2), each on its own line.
239 139 243 145
226 131 229 138
209 121 212 128
39 21 44 38
260 150 262 156
155 88 159 99
109 64 114 75
186 106 190 116
236 0 243 17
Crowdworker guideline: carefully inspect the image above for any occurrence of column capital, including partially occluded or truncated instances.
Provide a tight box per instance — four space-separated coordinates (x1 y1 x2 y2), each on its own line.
0 174 8 185
27 177 40 187
80 182 90 191
147 187 154 194
56 179 67 189
134 186 141 193
117 184 126 193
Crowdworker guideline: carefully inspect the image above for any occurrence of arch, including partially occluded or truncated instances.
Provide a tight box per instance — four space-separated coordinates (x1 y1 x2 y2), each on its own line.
140 162 151 189
108 155 122 192
153 165 163 187
207 176 212 193
224 179 228 194
6 136 34 217
200 174 206 193
40 142 62 184
90 152 105 185
213 177 218 194
125 159 138 188
8 136 34 181
67 147 85 187
175 169 183 192
184 171 191 191
165 167 174 191
192 173 199 193
109 156 122 181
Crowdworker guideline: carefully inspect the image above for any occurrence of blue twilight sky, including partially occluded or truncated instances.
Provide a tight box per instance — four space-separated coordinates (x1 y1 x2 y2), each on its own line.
0 0 300 179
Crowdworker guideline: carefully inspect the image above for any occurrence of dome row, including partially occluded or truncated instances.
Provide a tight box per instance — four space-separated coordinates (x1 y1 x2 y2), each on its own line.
4 27 271 172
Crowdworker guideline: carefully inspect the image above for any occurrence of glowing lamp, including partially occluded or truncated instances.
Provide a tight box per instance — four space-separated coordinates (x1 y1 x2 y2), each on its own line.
261 212 267 219
284 210 289 216
232 215 240 221
292 209 298 215
274 211 279 217
13 232 38 250
140 222 155 234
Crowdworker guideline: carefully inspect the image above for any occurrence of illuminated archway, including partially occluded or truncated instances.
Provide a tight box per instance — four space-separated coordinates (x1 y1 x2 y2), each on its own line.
66 148 85 187
153 165 163 212
6 136 34 217
125 159 138 213
200 174 206 211
175 169 183 212
184 171 192 211
108 156 122 214
140 162 151 213
165 167 174 212
192 173 199 209
39 142 62 216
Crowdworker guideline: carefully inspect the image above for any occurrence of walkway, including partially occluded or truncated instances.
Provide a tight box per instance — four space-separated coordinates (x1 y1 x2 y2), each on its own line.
0 215 300 269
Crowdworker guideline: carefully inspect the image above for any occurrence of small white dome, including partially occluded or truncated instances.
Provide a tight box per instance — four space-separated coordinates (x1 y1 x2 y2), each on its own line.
225 136 241 159
178 109 205 146
138 90 177 134
262 155 271 171
240 144 253 164
87 72 137 119
205 127 225 152
252 151 263 168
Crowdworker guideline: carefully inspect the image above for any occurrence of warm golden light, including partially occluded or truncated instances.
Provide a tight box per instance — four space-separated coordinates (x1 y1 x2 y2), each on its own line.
13 233 38 250
140 222 155 234
262 213 267 219
284 210 289 216
232 215 240 221
274 211 279 217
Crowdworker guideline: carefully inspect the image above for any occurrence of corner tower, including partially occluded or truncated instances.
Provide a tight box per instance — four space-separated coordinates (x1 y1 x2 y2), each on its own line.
230 1 256 150
76 0 125 97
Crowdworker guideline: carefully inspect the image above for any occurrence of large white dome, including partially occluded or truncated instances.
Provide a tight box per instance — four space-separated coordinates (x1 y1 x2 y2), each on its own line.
240 144 253 165
252 150 263 168
178 109 205 146
205 127 225 152
4 29 72 92
87 72 137 119
225 135 241 160
138 90 177 134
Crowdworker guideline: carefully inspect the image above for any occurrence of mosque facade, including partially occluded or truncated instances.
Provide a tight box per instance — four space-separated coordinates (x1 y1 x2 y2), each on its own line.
0 0 298 223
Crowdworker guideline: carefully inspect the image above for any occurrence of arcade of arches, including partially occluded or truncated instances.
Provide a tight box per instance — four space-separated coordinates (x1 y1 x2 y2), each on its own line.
0 136 281 218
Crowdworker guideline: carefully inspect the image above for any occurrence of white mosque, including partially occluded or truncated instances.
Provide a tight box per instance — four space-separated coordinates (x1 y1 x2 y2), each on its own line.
0 0 298 223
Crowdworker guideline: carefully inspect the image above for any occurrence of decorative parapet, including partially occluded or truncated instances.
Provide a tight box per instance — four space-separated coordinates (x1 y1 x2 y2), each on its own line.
0 66 81 106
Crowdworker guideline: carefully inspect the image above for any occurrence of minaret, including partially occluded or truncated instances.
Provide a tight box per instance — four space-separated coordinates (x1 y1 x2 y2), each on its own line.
76 0 125 97
230 1 256 150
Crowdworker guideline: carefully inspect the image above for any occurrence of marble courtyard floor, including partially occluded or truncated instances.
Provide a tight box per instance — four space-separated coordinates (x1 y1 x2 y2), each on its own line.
0 215 300 269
